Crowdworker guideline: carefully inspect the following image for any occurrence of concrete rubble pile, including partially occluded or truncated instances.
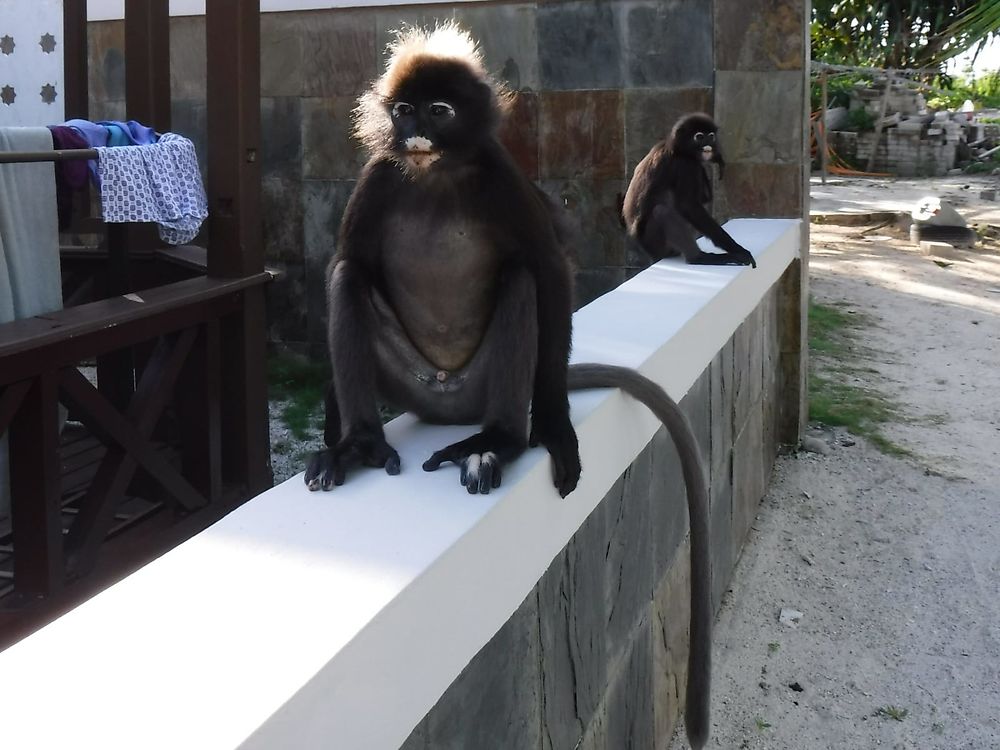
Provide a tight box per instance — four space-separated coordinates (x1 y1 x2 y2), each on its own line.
825 79 999 177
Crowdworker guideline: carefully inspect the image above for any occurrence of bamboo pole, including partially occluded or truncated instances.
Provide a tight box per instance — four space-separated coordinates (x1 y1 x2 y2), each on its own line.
866 70 893 174
820 70 829 184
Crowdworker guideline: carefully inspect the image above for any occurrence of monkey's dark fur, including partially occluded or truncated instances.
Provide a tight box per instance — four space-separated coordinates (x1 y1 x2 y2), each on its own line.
303 25 711 746
623 113 757 268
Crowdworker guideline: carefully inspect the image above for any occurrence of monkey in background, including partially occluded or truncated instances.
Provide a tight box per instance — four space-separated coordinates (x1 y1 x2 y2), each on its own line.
624 113 757 268
303 25 712 747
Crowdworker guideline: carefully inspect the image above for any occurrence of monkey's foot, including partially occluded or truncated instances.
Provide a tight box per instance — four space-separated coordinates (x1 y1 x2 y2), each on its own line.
529 416 581 498
422 429 523 495
304 432 401 491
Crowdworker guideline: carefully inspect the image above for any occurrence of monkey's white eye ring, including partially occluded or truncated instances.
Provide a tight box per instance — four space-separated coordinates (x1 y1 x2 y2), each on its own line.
429 101 456 118
392 102 415 118
693 131 705 143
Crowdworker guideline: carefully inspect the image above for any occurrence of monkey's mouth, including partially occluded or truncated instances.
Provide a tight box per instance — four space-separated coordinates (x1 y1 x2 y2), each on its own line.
700 147 714 161
403 137 442 170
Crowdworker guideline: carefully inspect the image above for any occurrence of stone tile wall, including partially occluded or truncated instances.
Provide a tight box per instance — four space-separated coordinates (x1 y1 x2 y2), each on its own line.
399 282 785 750
85 0 806 354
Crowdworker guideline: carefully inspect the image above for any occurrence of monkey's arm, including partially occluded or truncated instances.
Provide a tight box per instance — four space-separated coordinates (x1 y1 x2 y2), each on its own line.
306 163 402 490
526 194 581 497
676 197 757 268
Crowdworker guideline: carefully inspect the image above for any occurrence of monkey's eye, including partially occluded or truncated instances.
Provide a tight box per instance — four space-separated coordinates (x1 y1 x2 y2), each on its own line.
693 131 706 144
429 101 456 119
706 132 717 143
391 102 415 118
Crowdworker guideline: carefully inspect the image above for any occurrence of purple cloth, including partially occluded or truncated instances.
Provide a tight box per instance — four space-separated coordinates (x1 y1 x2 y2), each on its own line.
47 125 91 230
63 118 109 149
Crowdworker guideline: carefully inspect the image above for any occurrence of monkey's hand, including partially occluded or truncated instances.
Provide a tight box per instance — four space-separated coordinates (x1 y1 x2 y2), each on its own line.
304 428 401 491
422 428 524 495
690 246 756 268
529 415 581 498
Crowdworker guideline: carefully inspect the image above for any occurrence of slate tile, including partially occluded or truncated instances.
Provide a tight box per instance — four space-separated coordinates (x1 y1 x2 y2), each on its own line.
453 2 540 92
715 70 805 164
261 12 306 97
499 91 539 180
537 1 622 90
425 590 543 750
301 96 368 180
302 10 378 99
716 0 805 72
169 16 206 101
539 90 624 180
620 0 713 88
539 179 626 270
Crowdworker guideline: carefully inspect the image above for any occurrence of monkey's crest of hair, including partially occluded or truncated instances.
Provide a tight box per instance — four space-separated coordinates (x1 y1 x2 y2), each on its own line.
353 22 511 158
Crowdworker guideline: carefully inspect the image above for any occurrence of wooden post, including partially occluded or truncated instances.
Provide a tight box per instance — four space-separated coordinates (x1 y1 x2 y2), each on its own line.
819 70 829 185
866 71 893 174
206 0 272 495
124 0 171 131
9 374 64 596
62 0 88 120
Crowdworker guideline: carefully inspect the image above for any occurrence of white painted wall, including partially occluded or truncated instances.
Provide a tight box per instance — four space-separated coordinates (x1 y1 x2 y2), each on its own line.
0 219 800 750
86 0 484 22
0 0 65 126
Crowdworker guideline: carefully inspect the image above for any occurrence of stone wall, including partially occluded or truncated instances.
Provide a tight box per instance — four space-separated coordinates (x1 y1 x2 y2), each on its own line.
85 0 806 354
830 127 959 177
398 279 783 749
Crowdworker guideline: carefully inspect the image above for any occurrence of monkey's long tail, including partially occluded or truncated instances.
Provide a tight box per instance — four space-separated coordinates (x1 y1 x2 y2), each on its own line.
568 363 712 750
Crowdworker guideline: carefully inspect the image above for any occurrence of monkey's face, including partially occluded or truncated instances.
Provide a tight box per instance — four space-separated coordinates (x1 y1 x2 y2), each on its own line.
385 60 497 177
389 99 456 172
672 114 725 175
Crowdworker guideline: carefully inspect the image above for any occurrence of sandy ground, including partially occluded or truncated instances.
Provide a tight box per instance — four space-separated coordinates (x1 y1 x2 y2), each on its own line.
672 178 1000 749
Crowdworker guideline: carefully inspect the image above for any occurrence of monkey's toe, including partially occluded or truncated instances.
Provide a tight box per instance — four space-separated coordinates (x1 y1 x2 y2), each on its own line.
460 452 501 494
304 448 338 491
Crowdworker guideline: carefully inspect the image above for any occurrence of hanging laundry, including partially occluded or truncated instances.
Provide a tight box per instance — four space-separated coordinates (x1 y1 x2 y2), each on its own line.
48 124 91 229
96 132 208 245
0 126 64 520
62 118 159 185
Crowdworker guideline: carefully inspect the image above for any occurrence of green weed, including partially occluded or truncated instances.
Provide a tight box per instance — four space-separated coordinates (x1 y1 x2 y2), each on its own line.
877 705 909 721
268 352 330 440
808 301 909 456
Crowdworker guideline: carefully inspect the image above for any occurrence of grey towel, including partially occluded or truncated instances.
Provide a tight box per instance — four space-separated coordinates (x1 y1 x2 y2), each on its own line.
0 127 64 519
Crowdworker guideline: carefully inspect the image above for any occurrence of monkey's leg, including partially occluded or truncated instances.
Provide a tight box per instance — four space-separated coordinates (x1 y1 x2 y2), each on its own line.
305 260 401 490
422 268 538 494
322 381 341 448
647 202 738 267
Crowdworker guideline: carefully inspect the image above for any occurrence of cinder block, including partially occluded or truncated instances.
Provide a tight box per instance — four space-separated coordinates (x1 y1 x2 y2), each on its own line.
919 241 962 259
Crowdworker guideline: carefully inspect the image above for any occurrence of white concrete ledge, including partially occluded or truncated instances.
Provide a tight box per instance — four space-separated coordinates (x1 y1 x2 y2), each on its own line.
0 219 799 750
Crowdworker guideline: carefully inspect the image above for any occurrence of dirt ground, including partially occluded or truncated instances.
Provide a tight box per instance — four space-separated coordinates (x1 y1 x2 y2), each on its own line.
671 177 1000 749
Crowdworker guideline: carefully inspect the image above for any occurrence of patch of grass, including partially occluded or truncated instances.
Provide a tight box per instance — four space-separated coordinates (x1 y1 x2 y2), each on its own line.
808 301 860 356
767 642 780 654
932 721 945 735
755 717 772 731
877 705 909 721
268 352 330 440
808 301 910 456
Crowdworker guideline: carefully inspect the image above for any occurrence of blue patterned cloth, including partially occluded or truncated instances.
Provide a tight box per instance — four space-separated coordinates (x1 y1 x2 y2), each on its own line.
96 133 208 245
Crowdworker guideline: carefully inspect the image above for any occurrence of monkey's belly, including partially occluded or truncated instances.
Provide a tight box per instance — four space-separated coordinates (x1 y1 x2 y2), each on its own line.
382 217 500 373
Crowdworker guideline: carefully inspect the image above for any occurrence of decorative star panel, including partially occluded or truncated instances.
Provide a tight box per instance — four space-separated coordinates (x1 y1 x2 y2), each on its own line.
0 0 64 126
